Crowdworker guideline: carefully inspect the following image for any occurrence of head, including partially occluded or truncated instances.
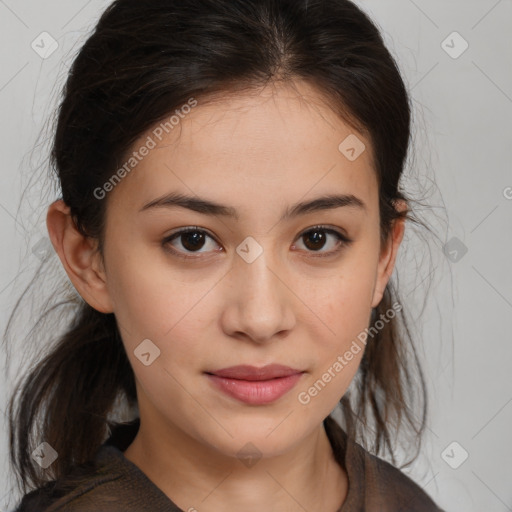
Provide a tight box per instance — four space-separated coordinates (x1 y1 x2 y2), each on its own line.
8 0 427 492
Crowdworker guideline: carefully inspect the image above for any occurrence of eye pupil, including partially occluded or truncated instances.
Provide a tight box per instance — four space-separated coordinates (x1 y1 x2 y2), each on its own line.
303 230 326 251
182 231 205 251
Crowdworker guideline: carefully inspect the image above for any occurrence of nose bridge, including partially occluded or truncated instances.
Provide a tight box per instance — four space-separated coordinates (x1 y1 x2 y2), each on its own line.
235 235 282 304
238 243 278 292
225 235 295 342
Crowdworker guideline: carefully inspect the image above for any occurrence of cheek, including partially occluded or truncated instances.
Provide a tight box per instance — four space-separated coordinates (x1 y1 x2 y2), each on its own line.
301 249 377 391
318 252 377 339
106 250 217 378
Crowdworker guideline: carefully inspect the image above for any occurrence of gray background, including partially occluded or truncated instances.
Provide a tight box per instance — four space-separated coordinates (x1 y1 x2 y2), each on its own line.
0 1 511 511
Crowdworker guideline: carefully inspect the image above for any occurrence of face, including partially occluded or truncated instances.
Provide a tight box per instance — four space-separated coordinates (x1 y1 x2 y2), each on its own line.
61 80 402 459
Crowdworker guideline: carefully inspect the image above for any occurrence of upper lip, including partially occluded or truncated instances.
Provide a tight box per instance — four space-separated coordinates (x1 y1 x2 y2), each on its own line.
206 364 304 381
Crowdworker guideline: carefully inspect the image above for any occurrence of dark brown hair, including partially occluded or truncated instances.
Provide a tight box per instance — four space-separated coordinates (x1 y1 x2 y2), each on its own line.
5 0 433 498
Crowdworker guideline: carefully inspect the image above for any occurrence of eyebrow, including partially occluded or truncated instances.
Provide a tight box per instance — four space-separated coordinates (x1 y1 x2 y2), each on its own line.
139 191 366 221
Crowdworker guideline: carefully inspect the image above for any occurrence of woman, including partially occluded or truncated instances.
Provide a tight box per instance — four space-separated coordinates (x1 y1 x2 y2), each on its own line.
7 0 444 510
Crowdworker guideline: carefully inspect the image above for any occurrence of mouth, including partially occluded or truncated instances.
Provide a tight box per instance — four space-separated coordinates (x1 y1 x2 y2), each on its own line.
205 364 305 405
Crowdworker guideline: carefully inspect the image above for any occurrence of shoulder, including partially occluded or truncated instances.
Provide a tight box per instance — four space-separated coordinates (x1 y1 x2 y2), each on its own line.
13 445 125 512
348 439 444 512
12 420 178 512
13 445 161 512
323 417 444 512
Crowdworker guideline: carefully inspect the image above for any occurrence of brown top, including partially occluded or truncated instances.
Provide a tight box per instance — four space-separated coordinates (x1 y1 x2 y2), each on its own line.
14 416 444 511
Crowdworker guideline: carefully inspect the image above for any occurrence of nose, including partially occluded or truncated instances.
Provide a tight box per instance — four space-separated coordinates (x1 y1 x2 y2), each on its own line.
220 247 296 344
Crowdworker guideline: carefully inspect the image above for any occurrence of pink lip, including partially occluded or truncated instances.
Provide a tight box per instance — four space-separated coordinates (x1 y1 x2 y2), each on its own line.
205 364 305 405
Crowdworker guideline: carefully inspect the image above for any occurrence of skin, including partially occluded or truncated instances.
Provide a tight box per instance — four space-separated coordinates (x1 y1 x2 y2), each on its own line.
47 79 405 512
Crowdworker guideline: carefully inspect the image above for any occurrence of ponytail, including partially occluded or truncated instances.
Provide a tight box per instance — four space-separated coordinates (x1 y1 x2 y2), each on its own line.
8 302 136 493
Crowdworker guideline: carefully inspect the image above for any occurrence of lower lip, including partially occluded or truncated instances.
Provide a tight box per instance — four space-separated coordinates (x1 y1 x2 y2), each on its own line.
206 373 304 405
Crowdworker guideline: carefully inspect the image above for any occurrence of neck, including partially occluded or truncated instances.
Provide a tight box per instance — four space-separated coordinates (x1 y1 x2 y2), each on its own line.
123 415 348 512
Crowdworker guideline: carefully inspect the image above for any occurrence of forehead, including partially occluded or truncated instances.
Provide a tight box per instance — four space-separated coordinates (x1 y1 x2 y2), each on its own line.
109 80 377 216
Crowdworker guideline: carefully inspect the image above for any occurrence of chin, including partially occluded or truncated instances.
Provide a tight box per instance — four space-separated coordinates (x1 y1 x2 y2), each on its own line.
205 416 311 459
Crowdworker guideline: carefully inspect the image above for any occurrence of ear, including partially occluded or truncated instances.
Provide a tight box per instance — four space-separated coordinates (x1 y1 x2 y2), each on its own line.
371 200 407 308
46 199 114 313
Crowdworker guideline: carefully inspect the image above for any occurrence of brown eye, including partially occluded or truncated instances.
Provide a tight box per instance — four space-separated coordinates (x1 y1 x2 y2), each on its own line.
302 229 328 251
162 227 220 259
180 231 206 251
294 226 352 257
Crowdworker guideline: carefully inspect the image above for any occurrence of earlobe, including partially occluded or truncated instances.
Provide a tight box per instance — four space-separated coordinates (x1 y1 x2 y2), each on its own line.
46 199 114 314
371 201 407 308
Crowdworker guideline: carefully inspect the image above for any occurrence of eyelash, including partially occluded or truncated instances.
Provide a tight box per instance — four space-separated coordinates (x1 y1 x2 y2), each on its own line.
162 225 353 260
